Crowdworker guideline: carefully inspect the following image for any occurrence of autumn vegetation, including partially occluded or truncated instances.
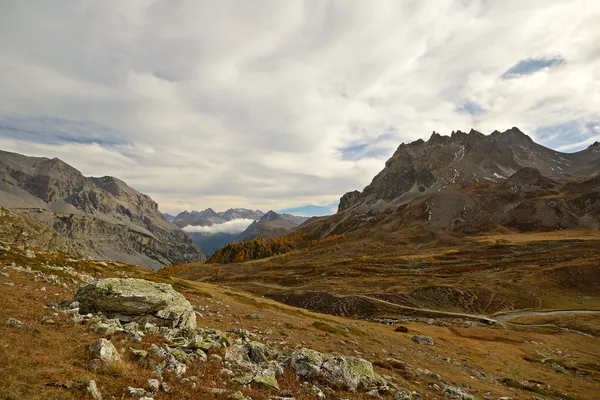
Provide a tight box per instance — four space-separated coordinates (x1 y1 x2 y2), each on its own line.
207 234 347 264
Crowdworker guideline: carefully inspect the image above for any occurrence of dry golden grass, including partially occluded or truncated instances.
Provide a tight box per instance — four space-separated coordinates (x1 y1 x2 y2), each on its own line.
2 242 600 400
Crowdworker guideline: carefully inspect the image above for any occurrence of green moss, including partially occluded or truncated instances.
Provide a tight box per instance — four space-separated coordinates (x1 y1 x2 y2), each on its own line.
312 321 345 335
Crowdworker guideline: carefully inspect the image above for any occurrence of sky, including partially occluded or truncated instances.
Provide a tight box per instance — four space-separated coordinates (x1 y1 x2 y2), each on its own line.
0 1 599 215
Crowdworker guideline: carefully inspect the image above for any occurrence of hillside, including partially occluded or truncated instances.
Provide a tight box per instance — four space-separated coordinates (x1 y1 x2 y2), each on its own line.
237 211 310 242
1 212 599 400
0 150 204 269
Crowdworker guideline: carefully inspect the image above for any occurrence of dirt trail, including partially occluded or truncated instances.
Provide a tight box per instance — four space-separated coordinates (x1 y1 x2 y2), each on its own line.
494 309 600 322
357 295 497 324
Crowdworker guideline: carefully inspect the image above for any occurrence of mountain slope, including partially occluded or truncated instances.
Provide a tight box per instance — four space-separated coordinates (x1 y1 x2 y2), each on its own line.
340 128 600 212
237 210 310 241
0 150 204 269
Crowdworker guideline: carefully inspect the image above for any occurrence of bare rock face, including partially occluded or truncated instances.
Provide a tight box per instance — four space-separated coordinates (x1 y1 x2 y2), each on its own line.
76 278 196 329
0 150 205 269
338 128 600 211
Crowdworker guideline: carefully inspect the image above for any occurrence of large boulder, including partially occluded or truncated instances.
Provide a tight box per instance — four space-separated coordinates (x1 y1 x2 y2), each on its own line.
76 278 196 329
288 348 383 391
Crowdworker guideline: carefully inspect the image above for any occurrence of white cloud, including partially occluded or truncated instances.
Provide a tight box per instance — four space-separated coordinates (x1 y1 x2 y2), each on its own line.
182 219 254 234
0 1 598 213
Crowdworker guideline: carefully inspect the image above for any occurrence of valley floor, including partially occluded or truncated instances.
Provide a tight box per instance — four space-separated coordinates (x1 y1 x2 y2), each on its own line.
1 241 600 399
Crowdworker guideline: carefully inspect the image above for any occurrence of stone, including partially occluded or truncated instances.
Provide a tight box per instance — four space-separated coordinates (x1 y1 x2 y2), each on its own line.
311 385 326 400
130 348 148 359
253 366 280 390
443 385 475 400
21 249 36 258
87 380 103 400
127 386 148 397
248 341 269 363
289 348 325 378
412 335 434 346
395 389 413 400
320 353 380 391
228 392 247 400
90 319 123 335
289 348 383 392
4 318 24 328
147 379 161 393
278 389 294 398
89 338 121 364
225 344 250 364
76 278 196 329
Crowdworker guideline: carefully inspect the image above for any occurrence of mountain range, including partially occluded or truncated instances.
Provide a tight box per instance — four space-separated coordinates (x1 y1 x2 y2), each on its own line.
0 150 204 269
176 208 310 256
171 208 264 228
305 128 600 240
236 210 310 241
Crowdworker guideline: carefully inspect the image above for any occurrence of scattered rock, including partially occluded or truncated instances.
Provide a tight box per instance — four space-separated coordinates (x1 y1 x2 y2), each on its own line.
311 385 326 400
412 335 434 346
147 378 160 393
394 326 409 333
87 379 103 400
228 391 247 400
127 386 149 398
443 385 475 400
76 278 196 329
5 318 24 328
21 249 36 258
395 388 413 399
89 338 121 364
289 348 383 391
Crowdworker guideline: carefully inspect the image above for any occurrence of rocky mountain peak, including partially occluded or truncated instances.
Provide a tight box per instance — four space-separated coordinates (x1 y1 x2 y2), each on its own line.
338 128 600 212
0 150 204 269
262 210 279 221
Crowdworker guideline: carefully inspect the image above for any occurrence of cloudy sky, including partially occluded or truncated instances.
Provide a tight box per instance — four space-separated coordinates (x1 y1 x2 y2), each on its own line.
0 1 599 215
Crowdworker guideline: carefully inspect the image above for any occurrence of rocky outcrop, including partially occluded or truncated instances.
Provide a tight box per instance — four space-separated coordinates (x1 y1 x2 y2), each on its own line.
287 348 384 391
0 150 205 269
76 278 196 329
338 128 600 211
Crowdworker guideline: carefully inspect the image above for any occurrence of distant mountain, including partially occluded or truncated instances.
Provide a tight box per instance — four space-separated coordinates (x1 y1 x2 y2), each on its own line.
164 213 176 221
237 210 310 241
340 127 600 212
293 128 600 240
172 208 264 228
219 208 265 221
0 150 205 269
171 208 265 255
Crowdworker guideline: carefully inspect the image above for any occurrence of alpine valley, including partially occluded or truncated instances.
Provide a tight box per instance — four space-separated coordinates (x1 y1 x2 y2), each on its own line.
2 128 600 400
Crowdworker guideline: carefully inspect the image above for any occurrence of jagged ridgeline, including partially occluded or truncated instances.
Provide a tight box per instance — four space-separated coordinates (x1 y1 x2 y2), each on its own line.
208 128 600 264
0 150 205 269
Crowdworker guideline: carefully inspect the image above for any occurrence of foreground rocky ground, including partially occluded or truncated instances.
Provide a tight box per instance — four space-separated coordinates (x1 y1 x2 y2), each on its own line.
1 244 599 399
